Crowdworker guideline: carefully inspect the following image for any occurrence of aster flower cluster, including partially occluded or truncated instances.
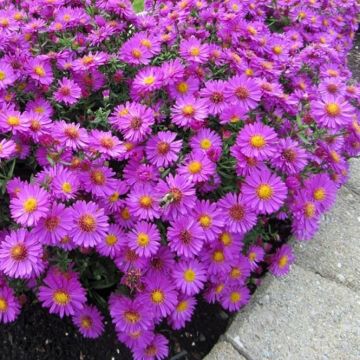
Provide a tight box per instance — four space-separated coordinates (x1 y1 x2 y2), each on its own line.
0 0 359 358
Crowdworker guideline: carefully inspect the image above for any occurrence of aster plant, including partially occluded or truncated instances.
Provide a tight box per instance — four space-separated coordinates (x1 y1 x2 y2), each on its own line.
0 0 359 359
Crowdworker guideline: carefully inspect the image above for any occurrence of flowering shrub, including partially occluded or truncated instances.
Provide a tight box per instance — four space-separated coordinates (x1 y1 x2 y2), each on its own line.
0 0 359 358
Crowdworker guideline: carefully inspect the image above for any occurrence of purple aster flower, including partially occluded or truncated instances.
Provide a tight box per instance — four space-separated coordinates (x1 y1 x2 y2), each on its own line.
26 98 54 118
53 120 89 150
72 304 104 339
0 60 16 89
273 138 308 174
156 174 196 221
203 245 232 275
132 333 169 360
117 328 154 353
311 95 354 129
235 122 278 160
190 128 222 154
224 75 262 111
127 183 161 221
0 138 16 159
220 285 251 312
147 246 176 277
178 151 216 183
218 193 257 235
168 294 196 330
96 224 125 259
123 160 159 187
304 173 337 212
109 295 153 333
27 58 53 85
51 166 80 201
242 169 288 214
119 37 152 65
247 245 265 271
167 216 204 258
179 36 209 64
139 275 177 318
172 259 207 296
115 102 155 143
81 165 117 198
25 111 52 141
128 221 161 258
200 80 228 115
192 199 225 243
0 285 20 323
132 66 163 98
269 244 295 277
160 59 185 86
32 203 73 246
88 130 124 158
72 52 108 71
0 109 29 135
54 77 82 105
38 270 86 318
168 77 200 99
10 183 50 227
115 245 149 273
171 95 208 128
70 200 109 247
226 255 251 285
291 191 321 241
145 131 182 167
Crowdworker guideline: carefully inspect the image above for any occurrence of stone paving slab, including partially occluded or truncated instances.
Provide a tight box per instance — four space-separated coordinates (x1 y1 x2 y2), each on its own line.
293 185 360 291
225 265 360 360
204 340 246 360
346 158 360 196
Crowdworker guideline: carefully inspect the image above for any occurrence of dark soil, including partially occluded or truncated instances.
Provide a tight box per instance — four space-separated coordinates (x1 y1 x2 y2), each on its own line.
0 298 230 360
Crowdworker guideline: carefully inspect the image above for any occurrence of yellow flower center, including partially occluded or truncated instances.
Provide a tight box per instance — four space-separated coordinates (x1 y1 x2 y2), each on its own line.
0 297 8 312
53 290 70 305
34 65 45 77
177 82 188 94
64 126 79 139
62 182 72 193
245 68 254 76
81 316 93 329
120 207 131 220
90 170 106 185
79 214 96 232
235 86 249 99
176 300 188 312
100 137 115 150
215 284 224 294
7 116 20 126
229 204 245 221
109 192 119 202
139 195 152 208
23 197 38 213
143 76 155 85
330 150 340 163
190 47 200 56
0 71 6 81
256 184 273 200
250 135 266 148
199 214 212 228
325 103 341 117
137 232 150 247
313 188 326 201
157 141 170 155
304 202 316 218
82 56 94 65
278 255 288 268
11 244 27 261
105 234 118 246
131 49 142 59
272 45 283 55
230 291 241 303
249 252 256 261
213 250 224 262
188 161 202 174
230 267 241 279
184 269 196 282
230 115 240 123
124 310 140 323
182 105 195 116
151 290 164 304
200 138 212 150
220 232 232 246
